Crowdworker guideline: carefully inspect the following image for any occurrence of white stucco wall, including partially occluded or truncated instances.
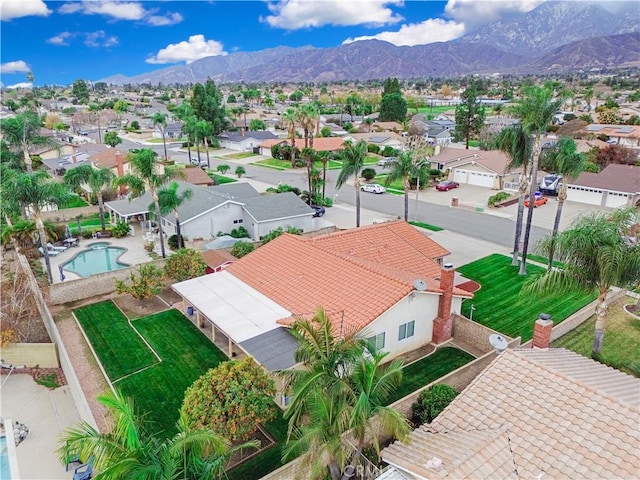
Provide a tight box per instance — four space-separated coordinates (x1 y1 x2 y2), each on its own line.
177 203 246 240
251 215 315 240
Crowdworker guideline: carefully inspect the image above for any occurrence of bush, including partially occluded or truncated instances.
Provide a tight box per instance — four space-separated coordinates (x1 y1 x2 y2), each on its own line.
230 241 254 258
167 234 183 250
265 184 301 195
230 226 249 238
111 221 130 238
261 225 302 244
367 144 381 154
488 191 510 207
322 197 333 207
235 166 246 178
216 164 230 174
164 248 207 281
412 384 458 425
361 167 377 181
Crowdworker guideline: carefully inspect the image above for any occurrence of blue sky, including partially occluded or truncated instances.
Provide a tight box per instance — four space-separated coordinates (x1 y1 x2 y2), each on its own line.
0 0 548 87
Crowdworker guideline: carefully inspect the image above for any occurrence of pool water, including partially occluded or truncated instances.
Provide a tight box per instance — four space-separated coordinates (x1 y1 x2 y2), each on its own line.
0 436 10 479
62 242 131 277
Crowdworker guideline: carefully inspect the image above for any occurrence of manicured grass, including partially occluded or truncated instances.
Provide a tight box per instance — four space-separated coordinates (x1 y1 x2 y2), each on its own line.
208 173 236 184
409 221 444 232
518 252 564 269
252 158 290 170
417 105 456 116
226 152 258 159
386 347 474 405
552 297 640 377
458 254 596 341
75 301 158 380
59 195 90 209
75 302 227 437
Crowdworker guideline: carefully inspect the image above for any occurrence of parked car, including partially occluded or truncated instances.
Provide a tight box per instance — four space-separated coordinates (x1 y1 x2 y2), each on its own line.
191 157 208 167
311 205 325 217
435 180 459 191
524 193 548 208
79 130 89 136
377 157 395 167
361 183 386 194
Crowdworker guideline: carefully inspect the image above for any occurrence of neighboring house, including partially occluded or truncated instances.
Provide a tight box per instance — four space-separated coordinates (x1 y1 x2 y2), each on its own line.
88 149 131 178
382 340 640 479
567 164 640 208
430 149 521 190
347 132 405 151
371 121 404 132
582 124 640 148
409 115 453 146
41 152 91 176
171 221 473 406
152 122 183 140
484 116 520 134
258 137 346 157
201 249 236 274
105 182 316 241
28 141 74 160
217 130 278 152
181 166 214 187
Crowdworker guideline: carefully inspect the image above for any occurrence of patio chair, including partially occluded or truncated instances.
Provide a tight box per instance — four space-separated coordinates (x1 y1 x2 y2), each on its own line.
47 242 68 252
72 463 93 480
38 247 60 257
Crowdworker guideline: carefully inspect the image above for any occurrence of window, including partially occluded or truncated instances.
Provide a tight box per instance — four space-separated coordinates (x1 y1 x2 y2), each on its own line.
398 321 415 341
367 332 385 351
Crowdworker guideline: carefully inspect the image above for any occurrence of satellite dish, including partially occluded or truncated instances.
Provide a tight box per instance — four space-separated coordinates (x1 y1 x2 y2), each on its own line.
489 334 508 353
413 279 427 291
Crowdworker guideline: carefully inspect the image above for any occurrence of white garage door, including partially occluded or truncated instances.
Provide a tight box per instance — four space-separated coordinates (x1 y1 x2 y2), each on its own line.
467 171 496 188
453 169 468 184
567 186 603 206
605 191 630 208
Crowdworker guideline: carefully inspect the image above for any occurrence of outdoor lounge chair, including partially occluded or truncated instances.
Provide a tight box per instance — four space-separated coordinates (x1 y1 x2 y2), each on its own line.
46 242 68 252
72 463 93 480
38 247 59 257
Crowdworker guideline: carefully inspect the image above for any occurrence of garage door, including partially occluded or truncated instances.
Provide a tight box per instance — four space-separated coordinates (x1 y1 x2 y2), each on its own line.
453 169 468 184
567 186 603 206
467 171 496 188
605 191 630 208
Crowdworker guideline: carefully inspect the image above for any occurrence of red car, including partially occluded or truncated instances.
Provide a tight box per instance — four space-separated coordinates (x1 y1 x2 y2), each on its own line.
524 195 548 208
435 180 459 191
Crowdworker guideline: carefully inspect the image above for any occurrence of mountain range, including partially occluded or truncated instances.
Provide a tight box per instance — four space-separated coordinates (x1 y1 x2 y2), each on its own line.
101 1 640 85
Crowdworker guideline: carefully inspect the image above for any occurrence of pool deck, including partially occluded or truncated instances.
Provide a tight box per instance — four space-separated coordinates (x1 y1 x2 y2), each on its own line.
0 374 83 479
46 232 153 284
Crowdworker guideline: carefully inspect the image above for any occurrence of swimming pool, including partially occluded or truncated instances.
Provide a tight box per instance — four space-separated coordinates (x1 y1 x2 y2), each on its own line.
0 436 9 479
61 242 131 277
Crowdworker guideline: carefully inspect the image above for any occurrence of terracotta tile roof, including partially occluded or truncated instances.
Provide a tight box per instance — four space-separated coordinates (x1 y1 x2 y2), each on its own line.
89 149 128 169
182 167 214 186
570 164 640 194
383 348 640 480
260 137 345 152
201 249 236 269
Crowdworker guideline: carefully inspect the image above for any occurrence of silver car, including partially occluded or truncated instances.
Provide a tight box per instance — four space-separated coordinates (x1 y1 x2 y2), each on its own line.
361 183 386 194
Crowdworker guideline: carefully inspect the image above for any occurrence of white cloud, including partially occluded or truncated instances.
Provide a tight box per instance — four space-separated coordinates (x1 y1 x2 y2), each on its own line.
58 1 183 26
444 0 543 32
6 82 33 89
343 18 465 46
47 32 74 46
146 34 227 64
0 0 50 21
0 60 31 73
262 0 404 29
84 30 119 47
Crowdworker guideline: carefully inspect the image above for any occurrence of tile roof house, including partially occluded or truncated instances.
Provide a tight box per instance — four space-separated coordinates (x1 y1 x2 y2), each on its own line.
105 182 316 241
217 130 278 152
582 124 640 148
348 132 405 151
567 164 640 208
382 346 640 480
257 137 346 157
171 221 473 398
181 166 214 186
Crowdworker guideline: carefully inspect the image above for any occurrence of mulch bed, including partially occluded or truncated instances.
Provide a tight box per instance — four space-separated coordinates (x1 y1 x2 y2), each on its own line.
457 280 481 294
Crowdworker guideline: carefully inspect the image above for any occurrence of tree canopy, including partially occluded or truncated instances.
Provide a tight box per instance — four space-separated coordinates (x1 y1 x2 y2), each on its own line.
192 79 226 134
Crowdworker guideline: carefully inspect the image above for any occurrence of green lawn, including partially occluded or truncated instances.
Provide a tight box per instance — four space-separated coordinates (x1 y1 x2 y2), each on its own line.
252 158 290 170
226 152 258 159
75 301 227 437
552 297 640 377
408 221 444 232
208 173 236 185
458 254 596 341
66 214 102 234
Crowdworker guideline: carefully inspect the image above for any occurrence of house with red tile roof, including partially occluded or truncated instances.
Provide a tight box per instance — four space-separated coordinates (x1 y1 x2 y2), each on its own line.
172 221 472 403
257 137 346 157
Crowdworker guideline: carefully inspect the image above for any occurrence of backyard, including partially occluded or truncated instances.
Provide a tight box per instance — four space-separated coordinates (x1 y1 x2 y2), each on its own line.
458 254 596 341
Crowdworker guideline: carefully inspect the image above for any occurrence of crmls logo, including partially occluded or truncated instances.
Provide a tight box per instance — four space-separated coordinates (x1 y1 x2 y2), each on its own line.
341 463 382 479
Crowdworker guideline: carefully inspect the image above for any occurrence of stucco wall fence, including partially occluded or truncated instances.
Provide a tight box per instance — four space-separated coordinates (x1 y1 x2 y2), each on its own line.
48 259 167 305
42 205 100 223
0 343 59 368
451 313 510 353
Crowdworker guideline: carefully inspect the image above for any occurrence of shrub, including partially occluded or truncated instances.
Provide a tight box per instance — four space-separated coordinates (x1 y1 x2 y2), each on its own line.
367 144 381 154
230 226 249 238
488 191 510 207
361 167 377 181
261 226 302 244
265 184 301 195
167 234 183 250
115 264 165 303
230 241 254 258
111 221 130 238
164 248 207 281
322 197 333 207
216 164 230 174
235 166 246 178
412 384 458 425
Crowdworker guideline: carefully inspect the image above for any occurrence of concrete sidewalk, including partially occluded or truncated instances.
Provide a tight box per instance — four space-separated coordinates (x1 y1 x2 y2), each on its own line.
0 374 82 479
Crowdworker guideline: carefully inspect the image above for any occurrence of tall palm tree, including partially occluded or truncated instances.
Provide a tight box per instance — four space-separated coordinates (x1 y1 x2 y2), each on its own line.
282 108 298 168
152 112 168 162
511 86 562 275
0 111 59 173
64 165 115 232
194 121 212 169
335 140 368 227
539 137 586 268
58 390 258 480
298 103 319 149
317 150 332 199
527 208 640 355
5 171 72 282
113 149 179 259
156 182 193 249
174 101 195 160
493 125 534 266
383 151 417 221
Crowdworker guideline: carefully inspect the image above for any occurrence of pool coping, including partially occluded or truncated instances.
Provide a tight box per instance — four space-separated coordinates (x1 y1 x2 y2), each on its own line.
60 241 132 278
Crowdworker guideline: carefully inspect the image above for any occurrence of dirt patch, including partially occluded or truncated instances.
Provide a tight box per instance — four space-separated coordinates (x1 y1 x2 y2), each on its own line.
113 294 169 319
227 425 276 469
158 286 182 306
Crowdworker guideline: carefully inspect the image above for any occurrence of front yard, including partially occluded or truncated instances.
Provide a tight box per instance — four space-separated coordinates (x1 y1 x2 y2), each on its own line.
458 254 596 341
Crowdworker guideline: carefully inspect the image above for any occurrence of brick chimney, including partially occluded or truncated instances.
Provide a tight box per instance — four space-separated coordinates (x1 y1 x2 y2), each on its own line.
433 263 455 344
115 150 125 195
532 313 553 350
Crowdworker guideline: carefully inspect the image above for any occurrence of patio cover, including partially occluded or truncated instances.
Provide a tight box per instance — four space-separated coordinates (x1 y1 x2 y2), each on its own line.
172 271 298 370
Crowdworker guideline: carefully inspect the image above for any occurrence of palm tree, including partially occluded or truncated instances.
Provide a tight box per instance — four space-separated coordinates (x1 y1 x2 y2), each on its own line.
298 104 319 149
64 165 115 232
174 101 195 160
282 108 298 168
0 111 59 173
335 140 368 227
156 182 193 249
539 137 586 268
5 171 72 282
152 112 168 162
317 150 332 199
113 149 179 259
527 208 640 355
58 390 258 480
194 121 212 169
510 86 562 275
301 147 317 203
383 151 417 221
493 125 534 266
1 218 57 250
